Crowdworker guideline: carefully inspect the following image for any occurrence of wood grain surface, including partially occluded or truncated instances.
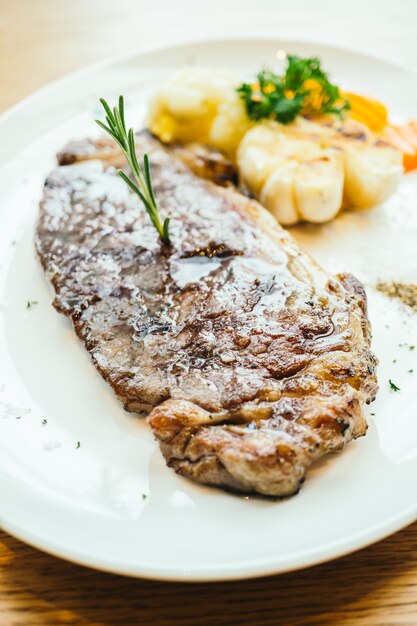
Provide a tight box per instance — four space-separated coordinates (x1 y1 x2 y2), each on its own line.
1 1 417 624
1 526 417 625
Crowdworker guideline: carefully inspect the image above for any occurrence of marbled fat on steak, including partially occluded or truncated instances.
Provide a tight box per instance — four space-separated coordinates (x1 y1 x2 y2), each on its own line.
36 132 378 496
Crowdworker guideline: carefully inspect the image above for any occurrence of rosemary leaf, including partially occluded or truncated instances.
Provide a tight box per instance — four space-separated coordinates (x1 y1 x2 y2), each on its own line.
96 96 171 244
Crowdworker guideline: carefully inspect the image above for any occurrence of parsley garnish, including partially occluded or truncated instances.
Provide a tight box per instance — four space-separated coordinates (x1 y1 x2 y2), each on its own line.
142 493 148 500
42 419 47 426
26 300 38 309
389 379 400 392
96 96 171 245
76 441 81 449
237 55 349 124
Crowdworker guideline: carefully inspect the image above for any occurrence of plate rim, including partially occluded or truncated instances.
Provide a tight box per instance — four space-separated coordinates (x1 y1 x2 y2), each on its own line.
1 33 417 124
2 497 417 582
1 35 417 582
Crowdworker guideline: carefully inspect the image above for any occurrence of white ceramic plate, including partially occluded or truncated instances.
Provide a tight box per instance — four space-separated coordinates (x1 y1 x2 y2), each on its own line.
1 38 417 582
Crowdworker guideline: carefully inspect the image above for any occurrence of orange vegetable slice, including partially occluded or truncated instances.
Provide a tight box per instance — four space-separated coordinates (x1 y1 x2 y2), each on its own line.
343 92 388 132
380 123 417 172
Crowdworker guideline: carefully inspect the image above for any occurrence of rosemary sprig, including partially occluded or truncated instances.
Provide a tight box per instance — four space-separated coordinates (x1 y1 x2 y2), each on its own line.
96 96 170 245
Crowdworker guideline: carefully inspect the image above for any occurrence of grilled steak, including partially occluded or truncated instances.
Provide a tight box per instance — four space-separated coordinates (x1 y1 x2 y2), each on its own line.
57 137 238 187
36 131 377 496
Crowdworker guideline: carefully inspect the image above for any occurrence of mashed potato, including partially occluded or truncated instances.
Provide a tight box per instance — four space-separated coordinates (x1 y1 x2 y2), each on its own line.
148 68 251 159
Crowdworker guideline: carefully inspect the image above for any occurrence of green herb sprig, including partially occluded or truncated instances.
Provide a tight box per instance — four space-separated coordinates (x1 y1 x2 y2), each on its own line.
237 55 350 125
389 379 400 392
96 96 170 245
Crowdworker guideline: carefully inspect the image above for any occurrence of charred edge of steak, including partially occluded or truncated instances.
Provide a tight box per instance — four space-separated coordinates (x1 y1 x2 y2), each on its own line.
57 132 238 187
147 389 367 497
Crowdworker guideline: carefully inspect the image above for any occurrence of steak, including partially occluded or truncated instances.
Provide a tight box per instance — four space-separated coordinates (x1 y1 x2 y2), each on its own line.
36 131 378 496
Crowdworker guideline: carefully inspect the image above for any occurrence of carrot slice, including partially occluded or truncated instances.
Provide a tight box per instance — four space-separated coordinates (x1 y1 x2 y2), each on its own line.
343 92 388 132
403 152 417 172
380 123 417 172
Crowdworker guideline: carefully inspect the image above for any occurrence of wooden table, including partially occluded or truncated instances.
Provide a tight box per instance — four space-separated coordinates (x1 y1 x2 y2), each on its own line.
1 1 417 623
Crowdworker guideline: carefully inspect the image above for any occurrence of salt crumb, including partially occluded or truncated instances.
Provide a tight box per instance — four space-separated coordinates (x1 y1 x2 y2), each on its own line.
43 440 62 451
2 404 31 419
